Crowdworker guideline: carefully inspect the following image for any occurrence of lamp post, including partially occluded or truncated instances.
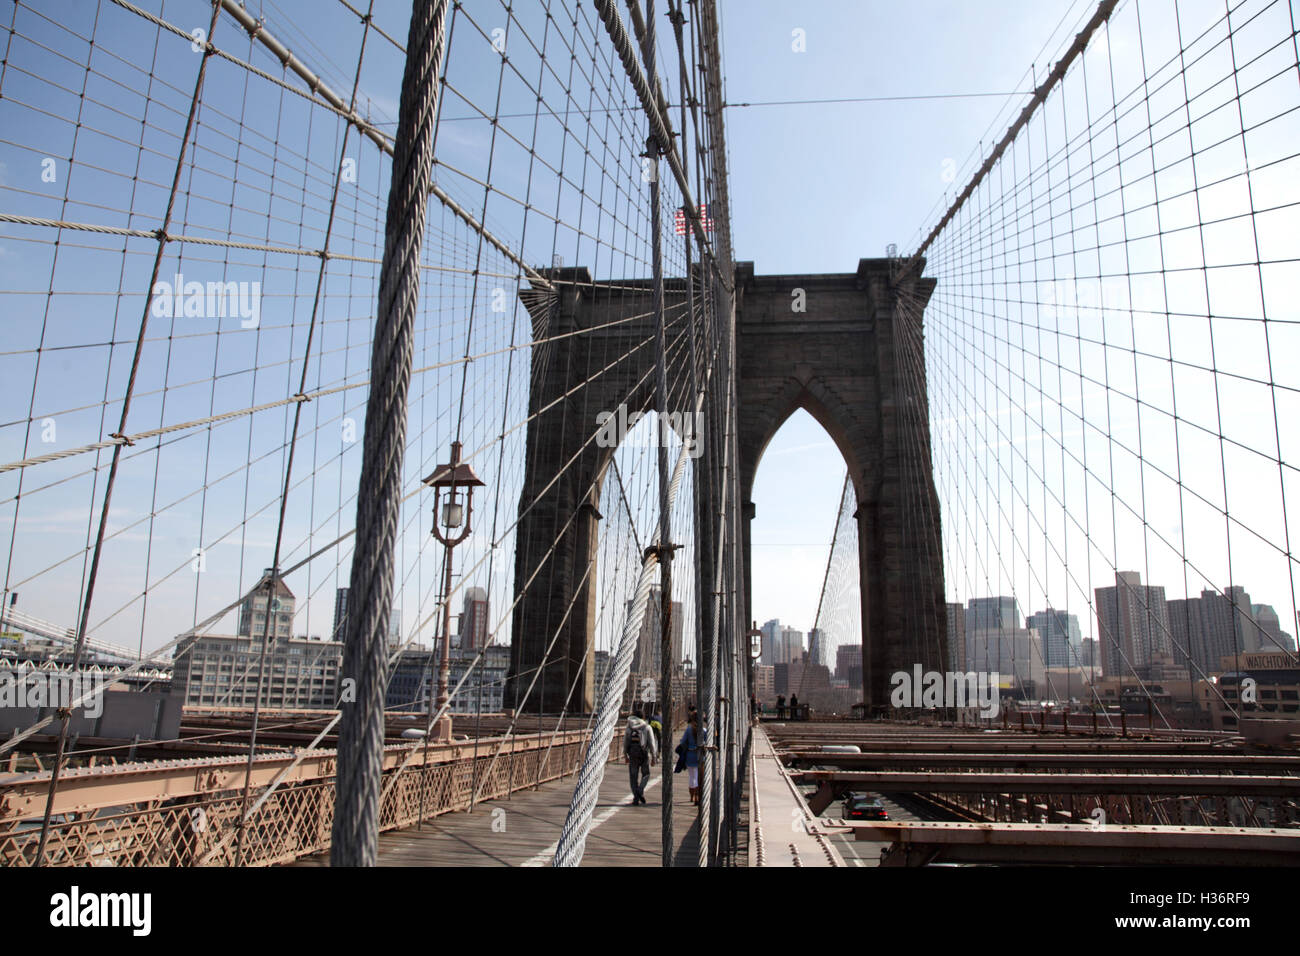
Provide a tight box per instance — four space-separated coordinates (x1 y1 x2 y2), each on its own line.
422 440 484 742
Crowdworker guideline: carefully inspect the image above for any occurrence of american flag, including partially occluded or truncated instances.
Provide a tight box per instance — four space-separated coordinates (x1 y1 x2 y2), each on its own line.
674 203 713 235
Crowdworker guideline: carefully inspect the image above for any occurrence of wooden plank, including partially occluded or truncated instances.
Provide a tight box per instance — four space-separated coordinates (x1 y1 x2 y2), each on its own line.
286 759 703 867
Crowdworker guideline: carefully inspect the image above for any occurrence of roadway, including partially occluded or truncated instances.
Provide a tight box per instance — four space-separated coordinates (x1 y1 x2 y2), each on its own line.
825 791 961 867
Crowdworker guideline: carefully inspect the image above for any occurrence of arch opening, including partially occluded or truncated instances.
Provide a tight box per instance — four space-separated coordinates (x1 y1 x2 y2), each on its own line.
749 409 861 716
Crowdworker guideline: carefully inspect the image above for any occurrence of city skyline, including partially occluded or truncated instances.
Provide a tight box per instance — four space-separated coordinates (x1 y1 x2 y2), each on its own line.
755 498 1300 673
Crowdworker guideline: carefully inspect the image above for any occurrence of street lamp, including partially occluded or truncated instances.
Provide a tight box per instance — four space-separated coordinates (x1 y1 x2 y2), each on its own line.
421 440 484 741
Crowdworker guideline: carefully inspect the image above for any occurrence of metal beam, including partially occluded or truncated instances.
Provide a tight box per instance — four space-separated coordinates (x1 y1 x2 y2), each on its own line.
769 737 1235 753
782 751 1300 772
839 820 1300 866
794 769 1300 797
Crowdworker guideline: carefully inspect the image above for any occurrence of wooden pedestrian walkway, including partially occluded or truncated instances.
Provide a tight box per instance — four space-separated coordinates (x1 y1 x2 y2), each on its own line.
289 758 701 867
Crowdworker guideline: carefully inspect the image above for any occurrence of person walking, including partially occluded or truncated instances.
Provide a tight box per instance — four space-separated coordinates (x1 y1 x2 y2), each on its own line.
646 709 663 753
776 694 786 720
789 693 800 721
624 705 657 805
676 713 705 804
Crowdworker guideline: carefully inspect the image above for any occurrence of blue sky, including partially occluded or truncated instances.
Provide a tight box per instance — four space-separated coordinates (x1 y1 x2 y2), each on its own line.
727 0 1087 636
737 0 1300 660
2 0 1296 672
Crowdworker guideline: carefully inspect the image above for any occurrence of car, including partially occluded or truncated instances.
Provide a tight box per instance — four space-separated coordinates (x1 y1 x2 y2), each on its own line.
842 793 889 821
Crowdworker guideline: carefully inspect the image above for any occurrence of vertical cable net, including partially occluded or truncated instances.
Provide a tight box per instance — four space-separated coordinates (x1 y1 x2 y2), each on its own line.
917 0 1300 725
796 471 861 710
0 0 743 865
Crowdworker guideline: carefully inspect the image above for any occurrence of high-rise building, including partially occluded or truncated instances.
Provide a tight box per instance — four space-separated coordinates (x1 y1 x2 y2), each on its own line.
760 618 781 666
1252 604 1297 654
835 643 862 686
962 597 1024 681
1168 587 1262 676
1078 637 1099 670
593 649 612 695
780 626 804 664
966 596 1021 633
631 586 684 677
461 586 489 651
964 596 1021 675
1026 608 1081 668
387 609 403 653
1166 597 1206 672
332 587 349 642
1094 572 1170 676
592 649 638 712
946 603 966 671
965 627 1045 695
1202 585 1255 656
237 568 295 642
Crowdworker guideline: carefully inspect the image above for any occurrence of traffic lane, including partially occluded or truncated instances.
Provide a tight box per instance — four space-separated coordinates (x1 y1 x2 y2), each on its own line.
827 791 947 867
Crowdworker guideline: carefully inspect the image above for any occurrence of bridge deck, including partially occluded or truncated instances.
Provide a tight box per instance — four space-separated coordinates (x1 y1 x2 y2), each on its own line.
291 759 701 867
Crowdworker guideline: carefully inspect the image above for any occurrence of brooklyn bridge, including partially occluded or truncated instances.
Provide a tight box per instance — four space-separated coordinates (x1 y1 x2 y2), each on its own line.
0 0 1298 881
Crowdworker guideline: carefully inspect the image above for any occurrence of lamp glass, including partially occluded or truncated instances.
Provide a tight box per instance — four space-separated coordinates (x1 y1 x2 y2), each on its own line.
442 498 464 528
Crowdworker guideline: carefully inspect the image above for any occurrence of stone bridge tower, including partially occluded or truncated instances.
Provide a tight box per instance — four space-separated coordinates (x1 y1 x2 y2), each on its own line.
735 258 947 709
505 259 947 714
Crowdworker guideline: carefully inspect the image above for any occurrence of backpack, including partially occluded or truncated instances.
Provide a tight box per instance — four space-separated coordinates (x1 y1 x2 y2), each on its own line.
626 721 646 759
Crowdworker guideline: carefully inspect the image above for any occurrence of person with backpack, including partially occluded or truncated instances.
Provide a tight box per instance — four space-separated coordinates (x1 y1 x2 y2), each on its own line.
624 704 657 805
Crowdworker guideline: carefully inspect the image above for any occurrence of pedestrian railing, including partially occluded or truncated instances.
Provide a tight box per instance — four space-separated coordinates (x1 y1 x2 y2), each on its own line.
0 729 616 866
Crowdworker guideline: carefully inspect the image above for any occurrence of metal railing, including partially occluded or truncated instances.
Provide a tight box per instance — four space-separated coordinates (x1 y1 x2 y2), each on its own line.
0 729 619 866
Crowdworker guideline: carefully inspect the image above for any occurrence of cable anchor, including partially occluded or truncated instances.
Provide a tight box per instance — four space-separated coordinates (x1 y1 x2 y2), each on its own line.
643 543 681 563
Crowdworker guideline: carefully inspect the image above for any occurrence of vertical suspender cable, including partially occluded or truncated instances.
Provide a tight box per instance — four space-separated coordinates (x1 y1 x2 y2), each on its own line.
553 429 696 866
32 0 223 868
698 365 732 867
726 289 742 859
236 0 381 866
669 0 708 866
331 0 449 867
641 0 677 871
